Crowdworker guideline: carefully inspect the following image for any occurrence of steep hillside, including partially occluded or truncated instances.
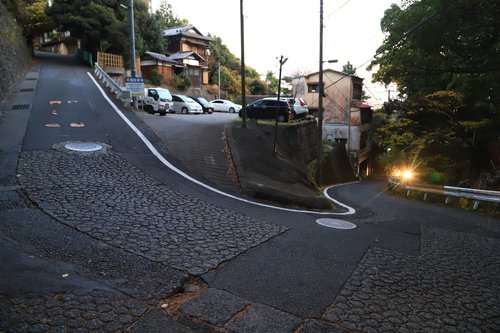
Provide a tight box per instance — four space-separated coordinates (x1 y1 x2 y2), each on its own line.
0 1 31 102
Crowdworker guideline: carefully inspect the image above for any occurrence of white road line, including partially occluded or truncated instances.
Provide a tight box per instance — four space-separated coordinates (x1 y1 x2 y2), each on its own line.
87 72 356 216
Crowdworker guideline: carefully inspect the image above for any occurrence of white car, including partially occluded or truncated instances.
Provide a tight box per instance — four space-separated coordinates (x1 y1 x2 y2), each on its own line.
285 97 309 119
171 94 203 114
210 99 242 113
138 87 173 115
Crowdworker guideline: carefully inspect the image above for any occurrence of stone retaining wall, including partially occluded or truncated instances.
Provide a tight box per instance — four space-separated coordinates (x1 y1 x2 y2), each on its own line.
0 2 31 103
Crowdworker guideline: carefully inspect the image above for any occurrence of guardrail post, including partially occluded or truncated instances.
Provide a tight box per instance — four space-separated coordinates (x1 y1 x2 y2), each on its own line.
406 189 411 197
473 201 479 210
423 193 428 201
445 196 450 205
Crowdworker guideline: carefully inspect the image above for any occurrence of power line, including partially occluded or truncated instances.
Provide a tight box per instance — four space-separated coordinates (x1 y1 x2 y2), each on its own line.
326 0 353 18
323 0 455 92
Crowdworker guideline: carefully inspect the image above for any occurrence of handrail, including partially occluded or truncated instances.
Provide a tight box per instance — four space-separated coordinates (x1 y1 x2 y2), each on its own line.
93 62 131 105
390 179 500 210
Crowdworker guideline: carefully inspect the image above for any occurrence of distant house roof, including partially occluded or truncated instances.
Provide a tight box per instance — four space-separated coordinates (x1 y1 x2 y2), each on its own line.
163 24 212 42
306 68 362 81
143 51 177 64
168 51 206 62
352 103 372 109
142 51 207 66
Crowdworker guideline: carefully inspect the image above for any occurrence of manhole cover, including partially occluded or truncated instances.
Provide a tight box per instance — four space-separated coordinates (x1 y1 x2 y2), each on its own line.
64 142 103 152
316 218 357 230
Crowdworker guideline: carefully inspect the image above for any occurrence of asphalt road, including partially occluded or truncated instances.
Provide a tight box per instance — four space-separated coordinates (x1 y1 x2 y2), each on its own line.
1 52 499 332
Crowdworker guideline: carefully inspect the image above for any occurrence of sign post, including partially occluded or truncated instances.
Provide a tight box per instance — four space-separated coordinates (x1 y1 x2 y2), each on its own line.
125 77 145 97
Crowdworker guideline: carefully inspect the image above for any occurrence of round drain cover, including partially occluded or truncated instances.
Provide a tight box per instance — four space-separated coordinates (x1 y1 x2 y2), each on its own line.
64 142 103 152
316 218 357 230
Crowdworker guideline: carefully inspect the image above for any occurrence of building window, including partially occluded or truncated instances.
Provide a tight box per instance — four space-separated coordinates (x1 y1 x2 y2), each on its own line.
360 108 373 124
308 82 324 93
353 83 362 100
360 130 369 150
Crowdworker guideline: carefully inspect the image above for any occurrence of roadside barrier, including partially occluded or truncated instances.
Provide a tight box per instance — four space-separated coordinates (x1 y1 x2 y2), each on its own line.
389 178 500 210
93 63 131 105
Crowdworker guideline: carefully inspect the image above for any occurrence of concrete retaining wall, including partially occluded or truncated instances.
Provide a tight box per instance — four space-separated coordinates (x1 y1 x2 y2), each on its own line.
0 2 31 103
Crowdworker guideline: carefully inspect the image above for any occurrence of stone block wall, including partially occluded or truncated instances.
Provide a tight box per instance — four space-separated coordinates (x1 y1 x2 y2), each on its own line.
0 2 31 102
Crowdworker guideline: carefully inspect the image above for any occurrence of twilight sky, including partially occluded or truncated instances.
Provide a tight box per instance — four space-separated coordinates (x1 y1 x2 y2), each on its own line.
152 0 401 105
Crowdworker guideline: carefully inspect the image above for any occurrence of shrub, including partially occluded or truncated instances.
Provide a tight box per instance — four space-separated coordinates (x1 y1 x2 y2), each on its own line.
148 70 163 86
171 74 191 91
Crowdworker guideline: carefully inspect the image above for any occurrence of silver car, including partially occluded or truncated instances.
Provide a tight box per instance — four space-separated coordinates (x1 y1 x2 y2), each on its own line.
171 94 203 114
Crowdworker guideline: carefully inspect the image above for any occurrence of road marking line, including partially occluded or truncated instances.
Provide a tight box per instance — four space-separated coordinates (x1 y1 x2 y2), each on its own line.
87 72 355 216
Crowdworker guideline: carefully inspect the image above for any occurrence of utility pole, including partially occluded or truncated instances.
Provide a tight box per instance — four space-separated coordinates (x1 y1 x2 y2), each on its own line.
316 0 324 184
127 0 138 109
273 56 288 154
240 0 247 129
218 62 221 99
129 0 136 78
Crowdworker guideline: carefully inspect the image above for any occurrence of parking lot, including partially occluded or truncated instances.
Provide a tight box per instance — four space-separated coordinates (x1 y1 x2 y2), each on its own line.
136 111 240 193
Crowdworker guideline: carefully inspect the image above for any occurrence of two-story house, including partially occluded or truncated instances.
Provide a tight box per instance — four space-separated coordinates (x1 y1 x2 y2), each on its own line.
292 69 373 177
140 24 212 88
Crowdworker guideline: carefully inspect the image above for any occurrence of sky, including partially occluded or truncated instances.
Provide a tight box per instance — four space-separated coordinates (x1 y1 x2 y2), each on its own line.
151 0 401 105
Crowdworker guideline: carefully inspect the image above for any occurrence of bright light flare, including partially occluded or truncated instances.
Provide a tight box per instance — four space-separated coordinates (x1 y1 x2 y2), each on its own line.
402 170 413 180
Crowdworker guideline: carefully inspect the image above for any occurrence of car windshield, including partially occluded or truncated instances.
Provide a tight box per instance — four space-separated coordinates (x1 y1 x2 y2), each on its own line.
185 97 197 104
197 98 209 104
157 89 172 101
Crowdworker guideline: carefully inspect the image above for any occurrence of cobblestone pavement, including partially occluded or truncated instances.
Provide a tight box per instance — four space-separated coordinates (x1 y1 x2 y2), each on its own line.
17 148 287 276
0 290 148 333
323 226 500 332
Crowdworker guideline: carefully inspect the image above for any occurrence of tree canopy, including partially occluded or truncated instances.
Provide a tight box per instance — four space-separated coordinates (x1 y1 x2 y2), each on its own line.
208 34 271 98
47 0 168 59
370 0 500 187
342 61 356 75
5 0 287 101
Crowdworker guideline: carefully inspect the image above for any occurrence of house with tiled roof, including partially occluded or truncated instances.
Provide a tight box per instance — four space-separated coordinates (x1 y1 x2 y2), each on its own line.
141 25 212 87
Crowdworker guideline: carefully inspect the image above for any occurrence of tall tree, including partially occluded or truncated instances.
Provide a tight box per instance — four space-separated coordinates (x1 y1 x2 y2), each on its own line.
47 0 165 60
154 1 187 29
370 0 500 185
341 61 356 75
3 0 54 48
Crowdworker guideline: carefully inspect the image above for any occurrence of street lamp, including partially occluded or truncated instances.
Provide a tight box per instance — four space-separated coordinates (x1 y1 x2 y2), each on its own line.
121 1 137 107
120 1 136 78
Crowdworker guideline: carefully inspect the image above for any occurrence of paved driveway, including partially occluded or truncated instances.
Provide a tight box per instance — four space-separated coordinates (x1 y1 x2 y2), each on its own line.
137 112 240 194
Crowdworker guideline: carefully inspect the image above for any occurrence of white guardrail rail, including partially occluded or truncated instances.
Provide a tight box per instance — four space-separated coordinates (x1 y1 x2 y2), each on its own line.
389 178 500 210
93 63 131 105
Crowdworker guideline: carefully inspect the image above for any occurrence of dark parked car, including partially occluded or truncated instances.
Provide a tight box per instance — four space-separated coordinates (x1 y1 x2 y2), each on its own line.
189 96 214 114
241 98 291 122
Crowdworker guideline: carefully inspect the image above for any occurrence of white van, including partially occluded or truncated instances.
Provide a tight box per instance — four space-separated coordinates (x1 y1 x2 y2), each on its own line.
138 87 173 115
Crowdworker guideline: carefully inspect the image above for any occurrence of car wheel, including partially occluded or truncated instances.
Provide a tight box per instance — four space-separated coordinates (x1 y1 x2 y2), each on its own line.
229 107 235 113
182 107 188 114
159 111 166 116
146 105 154 114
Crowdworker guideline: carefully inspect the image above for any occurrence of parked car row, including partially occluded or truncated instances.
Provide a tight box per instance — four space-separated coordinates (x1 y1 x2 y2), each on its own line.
136 88 309 122
137 87 243 116
238 97 309 122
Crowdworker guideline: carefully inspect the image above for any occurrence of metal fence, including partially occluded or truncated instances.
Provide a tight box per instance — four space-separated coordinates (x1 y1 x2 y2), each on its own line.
94 62 131 105
389 179 500 210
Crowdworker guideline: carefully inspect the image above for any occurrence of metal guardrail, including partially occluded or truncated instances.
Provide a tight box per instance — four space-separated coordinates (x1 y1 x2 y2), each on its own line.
93 62 131 105
389 178 500 210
